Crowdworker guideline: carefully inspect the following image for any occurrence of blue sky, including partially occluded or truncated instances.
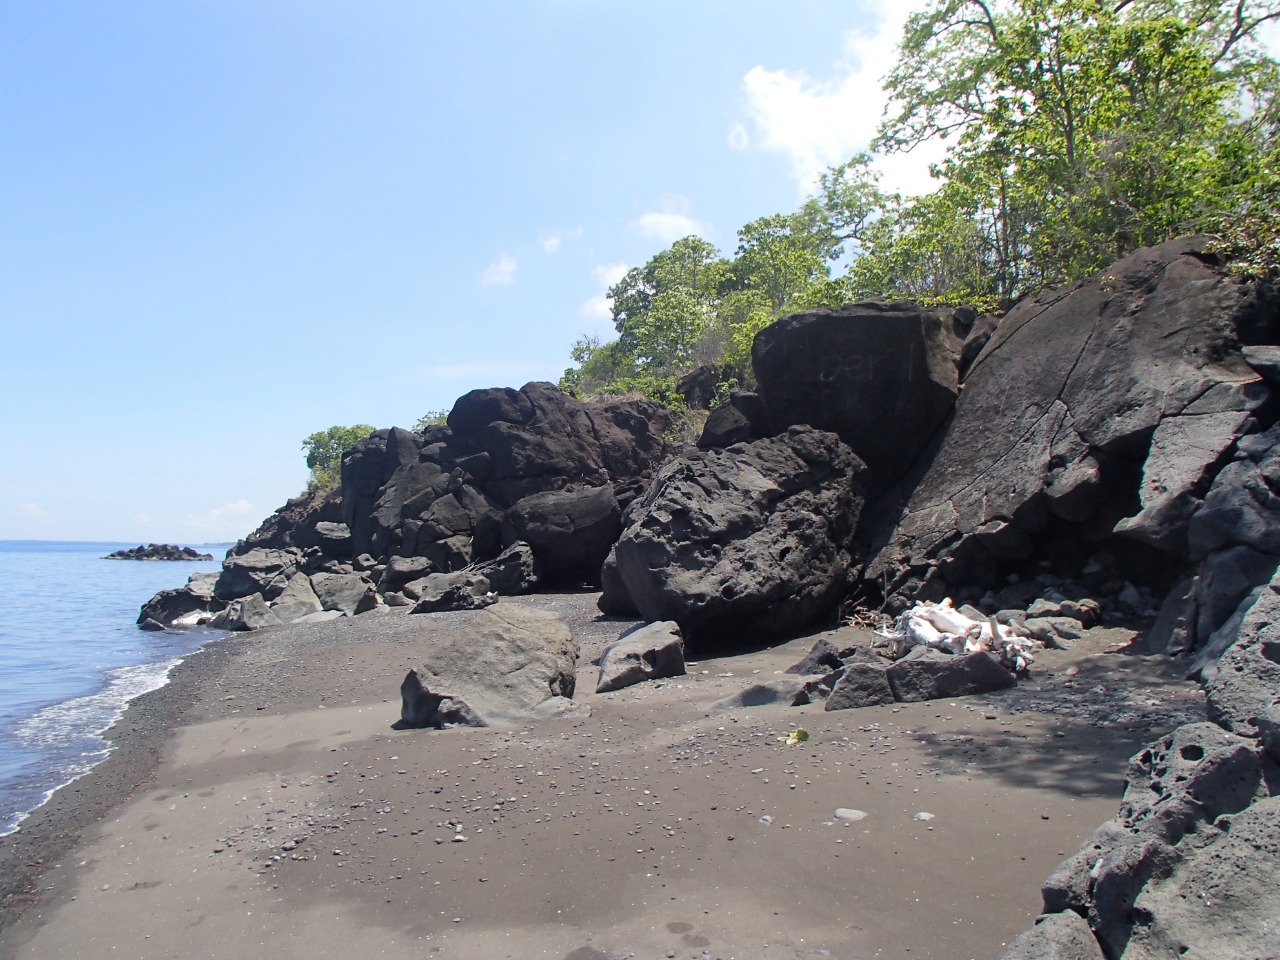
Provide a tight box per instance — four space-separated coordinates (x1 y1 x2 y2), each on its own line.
1 0 945 542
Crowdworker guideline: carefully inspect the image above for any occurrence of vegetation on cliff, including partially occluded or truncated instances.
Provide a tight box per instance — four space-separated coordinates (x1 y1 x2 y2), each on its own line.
560 0 1280 407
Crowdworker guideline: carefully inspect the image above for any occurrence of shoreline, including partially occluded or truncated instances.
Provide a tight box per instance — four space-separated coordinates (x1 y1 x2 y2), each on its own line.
0 597 1206 959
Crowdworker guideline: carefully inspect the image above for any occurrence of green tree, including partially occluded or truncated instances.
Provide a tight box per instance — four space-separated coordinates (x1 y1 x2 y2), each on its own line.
872 0 1279 303
732 214 830 313
301 424 375 492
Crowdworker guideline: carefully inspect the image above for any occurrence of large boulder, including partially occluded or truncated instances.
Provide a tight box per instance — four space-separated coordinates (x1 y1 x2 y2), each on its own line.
603 426 865 646
268 573 323 623
409 571 497 613
864 238 1276 607
752 301 961 495
136 572 225 626
398 602 580 726
885 648 1017 702
1203 571 1280 739
309 572 379 616
501 486 621 586
595 621 686 693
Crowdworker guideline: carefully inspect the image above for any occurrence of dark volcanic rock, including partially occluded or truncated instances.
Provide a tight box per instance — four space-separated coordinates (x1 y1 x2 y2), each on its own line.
214 548 301 602
698 392 770 450
1203 571 1280 738
399 672 486 729
999 910 1104 960
137 573 226 627
864 238 1276 607
885 648 1017 702
104 543 213 561
604 426 865 646
309 572 379 616
501 486 621 586
752 300 960 496
474 541 539 596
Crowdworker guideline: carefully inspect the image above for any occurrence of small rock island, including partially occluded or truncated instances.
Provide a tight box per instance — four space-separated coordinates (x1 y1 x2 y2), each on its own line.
103 543 214 561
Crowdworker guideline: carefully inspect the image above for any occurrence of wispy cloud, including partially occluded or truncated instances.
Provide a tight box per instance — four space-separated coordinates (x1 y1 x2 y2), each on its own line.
736 0 946 198
578 262 630 322
539 226 583 254
480 254 518 286
631 195 708 245
19 502 50 521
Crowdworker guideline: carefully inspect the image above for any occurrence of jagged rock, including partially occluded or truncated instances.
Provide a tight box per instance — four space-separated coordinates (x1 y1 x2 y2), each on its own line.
580 395 674 507
864 238 1275 606
604 426 865 646
398 602 579 725
409 572 497 613
224 594 284 631
1204 573 1280 738
710 679 812 710
999 910 1104 960
447 386 534 433
268 573 323 623
596 621 686 693
885 648 1016 702
501 486 621 586
825 662 895 710
474 541 538 596
752 301 960 496
340 427 425 559
309 572 380 616
958 312 999 381
676 364 717 409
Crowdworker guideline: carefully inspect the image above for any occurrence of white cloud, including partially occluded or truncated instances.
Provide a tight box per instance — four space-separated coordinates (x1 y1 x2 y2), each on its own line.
727 122 750 151
631 195 708 245
539 226 583 254
578 262 630 322
480 254 518 286
736 0 947 198
179 499 254 539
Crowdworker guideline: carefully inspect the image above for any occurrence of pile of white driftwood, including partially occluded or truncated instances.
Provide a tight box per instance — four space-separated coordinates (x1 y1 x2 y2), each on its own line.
873 598 1043 672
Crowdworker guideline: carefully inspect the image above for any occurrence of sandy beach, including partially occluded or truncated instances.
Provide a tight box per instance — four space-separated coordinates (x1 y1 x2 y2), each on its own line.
0 594 1206 960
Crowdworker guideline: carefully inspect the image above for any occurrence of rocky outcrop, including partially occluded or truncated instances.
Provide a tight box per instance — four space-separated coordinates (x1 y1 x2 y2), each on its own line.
104 544 214 561
865 238 1277 611
141 382 673 630
397 602 581 726
601 426 865 647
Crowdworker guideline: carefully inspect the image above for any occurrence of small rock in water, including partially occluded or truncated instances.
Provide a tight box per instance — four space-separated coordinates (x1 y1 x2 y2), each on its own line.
834 808 867 822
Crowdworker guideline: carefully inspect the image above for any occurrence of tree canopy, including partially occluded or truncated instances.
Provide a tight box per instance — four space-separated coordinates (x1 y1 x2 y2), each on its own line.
301 424 375 492
560 0 1279 408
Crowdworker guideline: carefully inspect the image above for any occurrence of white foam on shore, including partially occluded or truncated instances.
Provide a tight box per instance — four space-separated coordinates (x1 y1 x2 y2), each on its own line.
1 656 185 836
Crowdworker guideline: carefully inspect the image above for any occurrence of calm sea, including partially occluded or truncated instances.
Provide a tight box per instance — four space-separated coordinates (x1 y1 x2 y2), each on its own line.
0 540 229 835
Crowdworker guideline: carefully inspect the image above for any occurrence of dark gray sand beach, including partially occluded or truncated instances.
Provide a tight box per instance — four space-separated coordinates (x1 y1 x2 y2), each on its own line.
0 594 1204 960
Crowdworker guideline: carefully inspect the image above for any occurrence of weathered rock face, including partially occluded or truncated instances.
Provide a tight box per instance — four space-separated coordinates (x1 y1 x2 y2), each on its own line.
752 301 961 496
602 426 865 646
397 602 580 726
866 238 1277 609
698 392 769 450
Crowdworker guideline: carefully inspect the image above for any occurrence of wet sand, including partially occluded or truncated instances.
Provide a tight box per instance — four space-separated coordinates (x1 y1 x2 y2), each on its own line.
0 594 1205 960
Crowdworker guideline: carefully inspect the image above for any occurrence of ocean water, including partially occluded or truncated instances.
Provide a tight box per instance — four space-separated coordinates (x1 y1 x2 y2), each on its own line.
0 541 229 836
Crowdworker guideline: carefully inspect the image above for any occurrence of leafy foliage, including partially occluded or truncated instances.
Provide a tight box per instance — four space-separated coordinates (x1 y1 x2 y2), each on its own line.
301 424 375 492
560 0 1278 405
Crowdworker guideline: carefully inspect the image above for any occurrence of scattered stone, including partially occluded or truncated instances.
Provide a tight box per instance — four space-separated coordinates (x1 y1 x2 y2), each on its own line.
409 572 497 614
